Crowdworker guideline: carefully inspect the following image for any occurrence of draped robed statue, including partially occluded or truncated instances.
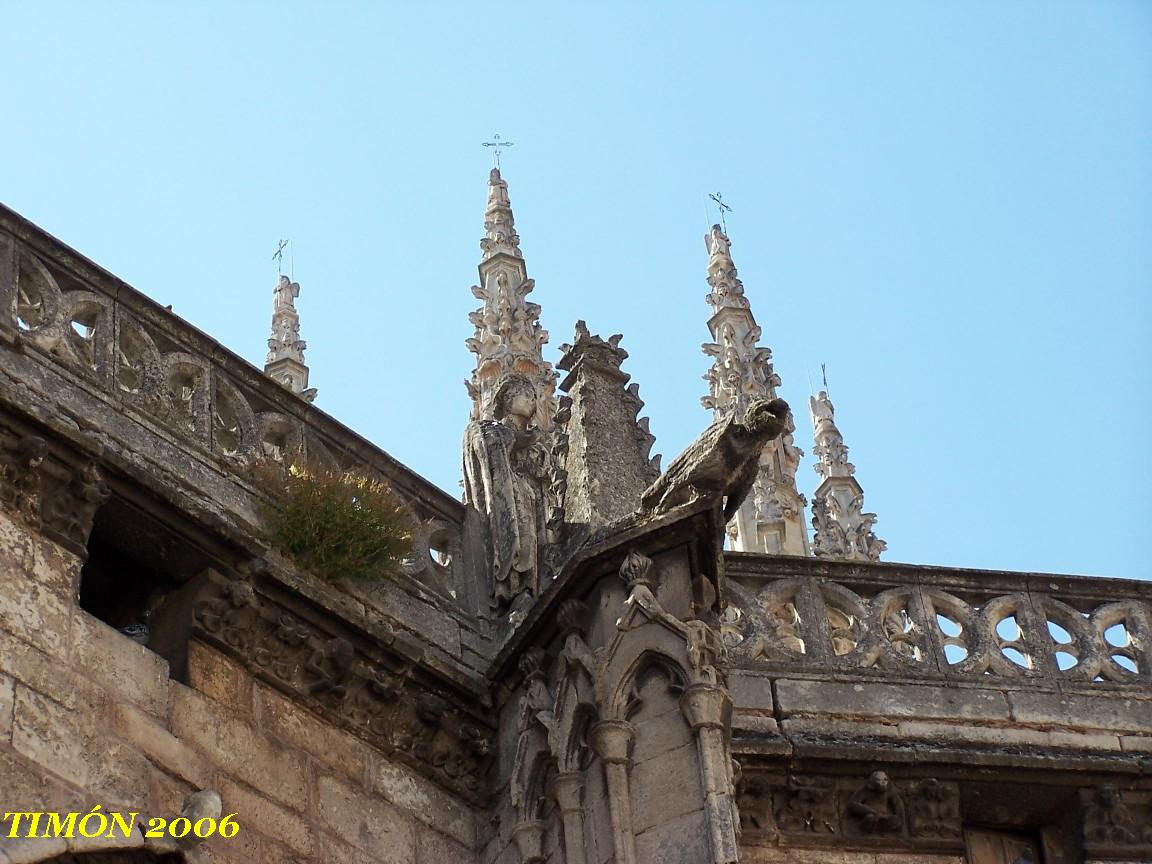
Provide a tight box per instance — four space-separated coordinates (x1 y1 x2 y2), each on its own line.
463 374 549 610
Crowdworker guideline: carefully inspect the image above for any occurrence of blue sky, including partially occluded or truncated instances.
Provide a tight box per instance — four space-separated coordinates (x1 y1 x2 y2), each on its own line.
2 2 1149 579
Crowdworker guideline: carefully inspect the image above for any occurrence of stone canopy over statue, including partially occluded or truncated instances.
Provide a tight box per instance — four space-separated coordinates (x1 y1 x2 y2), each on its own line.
463 373 549 610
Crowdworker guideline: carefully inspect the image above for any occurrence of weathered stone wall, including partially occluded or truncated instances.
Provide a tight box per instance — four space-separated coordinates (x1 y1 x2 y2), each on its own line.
0 510 480 863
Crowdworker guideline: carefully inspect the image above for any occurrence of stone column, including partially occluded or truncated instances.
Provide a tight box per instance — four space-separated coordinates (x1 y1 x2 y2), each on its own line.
511 820 547 864
680 683 739 864
550 771 587 864
589 718 637 864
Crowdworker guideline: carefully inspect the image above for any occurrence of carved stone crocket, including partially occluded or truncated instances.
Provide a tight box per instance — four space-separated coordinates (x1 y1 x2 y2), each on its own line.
641 398 789 519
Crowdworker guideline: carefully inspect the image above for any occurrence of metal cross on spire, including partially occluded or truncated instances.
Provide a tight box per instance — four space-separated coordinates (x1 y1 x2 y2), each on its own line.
272 239 289 275
709 192 733 232
482 133 514 170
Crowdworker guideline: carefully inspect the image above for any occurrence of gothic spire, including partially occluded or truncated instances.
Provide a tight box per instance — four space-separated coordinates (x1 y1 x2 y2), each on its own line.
700 224 809 555
265 274 316 402
809 389 885 561
465 168 557 429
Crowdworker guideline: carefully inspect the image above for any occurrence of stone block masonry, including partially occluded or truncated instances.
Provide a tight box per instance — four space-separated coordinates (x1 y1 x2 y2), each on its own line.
0 512 480 864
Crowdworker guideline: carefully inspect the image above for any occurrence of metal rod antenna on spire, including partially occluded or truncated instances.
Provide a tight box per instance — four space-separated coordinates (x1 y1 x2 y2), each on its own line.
273 239 289 275
709 192 733 232
482 133 514 170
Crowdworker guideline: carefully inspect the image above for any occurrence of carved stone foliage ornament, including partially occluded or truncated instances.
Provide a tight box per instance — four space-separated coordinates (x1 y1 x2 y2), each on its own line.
192 569 492 800
0 431 109 554
1081 785 1152 855
739 771 961 844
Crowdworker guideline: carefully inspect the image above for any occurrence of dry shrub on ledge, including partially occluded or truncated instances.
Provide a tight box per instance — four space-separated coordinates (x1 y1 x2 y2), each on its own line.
260 461 413 582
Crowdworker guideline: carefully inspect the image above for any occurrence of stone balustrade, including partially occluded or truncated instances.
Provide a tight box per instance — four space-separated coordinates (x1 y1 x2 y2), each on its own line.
723 552 1150 688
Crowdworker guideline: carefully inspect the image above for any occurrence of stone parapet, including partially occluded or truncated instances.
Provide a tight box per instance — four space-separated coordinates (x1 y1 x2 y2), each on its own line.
723 552 1150 692
0 203 463 598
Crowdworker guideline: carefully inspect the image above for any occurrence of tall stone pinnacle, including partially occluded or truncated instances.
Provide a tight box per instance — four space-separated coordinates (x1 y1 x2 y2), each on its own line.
265 274 316 402
700 224 808 555
465 168 558 429
809 389 886 561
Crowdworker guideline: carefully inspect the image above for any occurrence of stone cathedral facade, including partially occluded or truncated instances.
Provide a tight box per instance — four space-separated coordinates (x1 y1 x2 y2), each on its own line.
0 170 1149 864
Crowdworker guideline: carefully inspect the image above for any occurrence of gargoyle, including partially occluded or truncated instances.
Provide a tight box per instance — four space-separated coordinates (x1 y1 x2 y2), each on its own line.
641 398 789 518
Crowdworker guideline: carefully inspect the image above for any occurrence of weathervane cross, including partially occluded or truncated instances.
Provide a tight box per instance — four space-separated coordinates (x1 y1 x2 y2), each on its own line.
482 133 514 170
709 192 733 232
273 239 289 275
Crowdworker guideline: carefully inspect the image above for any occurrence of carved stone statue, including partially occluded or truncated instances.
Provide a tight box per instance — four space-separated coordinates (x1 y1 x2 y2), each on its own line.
707 224 732 264
641 398 789 518
463 373 549 609
847 770 905 834
1083 784 1139 845
273 274 300 311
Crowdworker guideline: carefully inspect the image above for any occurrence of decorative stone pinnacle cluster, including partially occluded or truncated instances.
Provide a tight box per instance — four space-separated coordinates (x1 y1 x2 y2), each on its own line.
809 390 885 561
265 274 316 403
465 168 557 431
699 224 808 556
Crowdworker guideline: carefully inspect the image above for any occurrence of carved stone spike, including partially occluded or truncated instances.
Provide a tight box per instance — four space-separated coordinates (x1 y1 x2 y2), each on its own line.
557 323 661 527
810 390 885 561
466 169 558 432
700 223 808 555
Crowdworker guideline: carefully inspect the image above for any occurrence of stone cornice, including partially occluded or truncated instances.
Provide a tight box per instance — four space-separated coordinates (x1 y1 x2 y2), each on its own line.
190 565 495 804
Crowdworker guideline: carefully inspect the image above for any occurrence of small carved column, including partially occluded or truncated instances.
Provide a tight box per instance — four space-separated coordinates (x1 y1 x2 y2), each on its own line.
589 718 637 864
681 683 740 864
511 820 547 864
550 771 587 864
0 231 16 344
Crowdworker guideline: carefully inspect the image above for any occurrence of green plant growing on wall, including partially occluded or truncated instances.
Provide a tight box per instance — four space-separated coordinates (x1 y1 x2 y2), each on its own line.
261 462 413 582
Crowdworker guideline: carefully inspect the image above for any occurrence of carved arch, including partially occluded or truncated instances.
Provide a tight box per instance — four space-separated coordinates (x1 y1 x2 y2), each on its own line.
607 646 689 722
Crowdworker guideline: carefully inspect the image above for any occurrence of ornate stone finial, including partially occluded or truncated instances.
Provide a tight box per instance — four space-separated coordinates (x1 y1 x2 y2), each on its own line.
705 224 749 311
264 274 317 402
809 390 885 561
699 225 808 556
619 550 654 590
465 169 557 430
